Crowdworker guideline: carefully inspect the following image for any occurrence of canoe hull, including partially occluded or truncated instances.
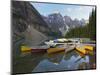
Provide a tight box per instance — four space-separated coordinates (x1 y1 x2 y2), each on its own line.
47 48 65 54
21 46 48 53
84 45 94 51
21 46 31 52
75 47 88 55
75 45 94 55
31 49 47 53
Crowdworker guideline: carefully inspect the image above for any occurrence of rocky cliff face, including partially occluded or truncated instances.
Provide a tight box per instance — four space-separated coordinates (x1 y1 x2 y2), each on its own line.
48 13 65 31
42 13 86 36
12 1 51 46
12 1 53 57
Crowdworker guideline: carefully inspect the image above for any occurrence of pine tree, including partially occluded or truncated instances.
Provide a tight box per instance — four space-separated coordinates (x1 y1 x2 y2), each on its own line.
65 8 96 40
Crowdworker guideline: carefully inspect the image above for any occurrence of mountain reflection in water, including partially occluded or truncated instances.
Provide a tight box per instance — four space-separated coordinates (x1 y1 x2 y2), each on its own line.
13 50 96 74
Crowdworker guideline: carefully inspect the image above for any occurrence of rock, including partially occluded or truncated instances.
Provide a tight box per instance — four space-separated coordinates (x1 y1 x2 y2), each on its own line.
12 1 51 45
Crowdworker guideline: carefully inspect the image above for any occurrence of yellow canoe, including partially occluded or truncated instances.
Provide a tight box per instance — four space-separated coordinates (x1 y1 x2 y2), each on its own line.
84 45 94 51
75 50 85 57
21 46 31 52
47 48 65 54
76 45 94 55
76 47 88 55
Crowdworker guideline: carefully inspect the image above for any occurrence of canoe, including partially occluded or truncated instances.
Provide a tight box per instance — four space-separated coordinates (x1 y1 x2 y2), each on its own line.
75 45 94 55
47 48 65 54
65 45 75 53
75 50 85 57
84 45 94 51
76 47 88 55
31 49 47 53
31 45 49 53
21 46 31 52
21 46 48 52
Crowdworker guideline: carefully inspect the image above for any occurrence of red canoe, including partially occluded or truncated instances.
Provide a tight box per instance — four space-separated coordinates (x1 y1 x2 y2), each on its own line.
31 48 47 53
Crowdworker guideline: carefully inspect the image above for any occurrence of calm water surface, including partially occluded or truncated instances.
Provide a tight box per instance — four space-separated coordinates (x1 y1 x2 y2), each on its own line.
13 49 96 74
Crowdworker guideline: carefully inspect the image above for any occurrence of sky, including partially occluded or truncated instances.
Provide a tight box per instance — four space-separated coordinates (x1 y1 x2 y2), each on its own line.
30 2 95 20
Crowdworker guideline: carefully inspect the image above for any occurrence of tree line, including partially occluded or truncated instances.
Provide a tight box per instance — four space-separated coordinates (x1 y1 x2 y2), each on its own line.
65 8 96 40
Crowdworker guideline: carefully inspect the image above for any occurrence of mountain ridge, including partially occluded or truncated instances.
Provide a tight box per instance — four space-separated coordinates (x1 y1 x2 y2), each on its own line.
42 13 87 36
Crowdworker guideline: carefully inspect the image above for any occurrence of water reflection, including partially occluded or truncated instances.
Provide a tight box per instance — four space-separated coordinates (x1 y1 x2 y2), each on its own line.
13 49 96 74
32 50 95 72
13 52 45 73
46 51 65 64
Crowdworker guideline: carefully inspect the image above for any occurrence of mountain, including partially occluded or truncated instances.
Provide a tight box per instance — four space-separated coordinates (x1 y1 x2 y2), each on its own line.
42 13 86 36
80 19 86 26
59 25 69 36
43 13 65 32
64 16 73 27
12 1 52 56
72 18 81 27
42 13 69 36
12 1 52 43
